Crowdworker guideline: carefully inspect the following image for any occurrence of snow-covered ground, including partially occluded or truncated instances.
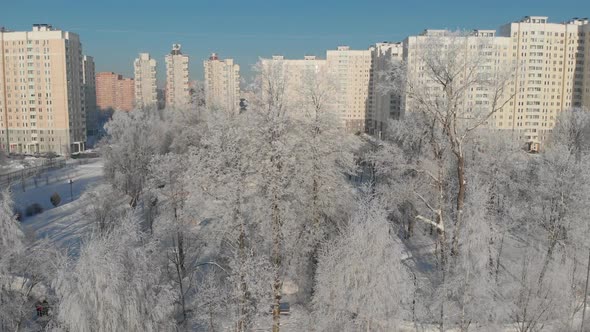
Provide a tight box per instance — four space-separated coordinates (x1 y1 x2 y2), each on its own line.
11 159 104 253
0 156 52 175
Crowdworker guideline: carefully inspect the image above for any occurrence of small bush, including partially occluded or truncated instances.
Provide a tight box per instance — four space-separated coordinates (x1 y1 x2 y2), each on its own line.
50 192 61 207
14 209 22 222
25 203 43 217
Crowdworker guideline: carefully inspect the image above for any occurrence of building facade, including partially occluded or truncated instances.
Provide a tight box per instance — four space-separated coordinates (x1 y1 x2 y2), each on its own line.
204 53 240 112
0 24 86 154
82 55 98 137
95 72 134 112
396 16 590 149
165 44 190 109
326 46 374 133
134 53 157 109
497 16 590 146
370 42 403 136
259 55 328 115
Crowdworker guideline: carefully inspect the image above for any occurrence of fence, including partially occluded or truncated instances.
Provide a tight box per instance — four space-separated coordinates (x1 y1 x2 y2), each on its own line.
0 159 67 189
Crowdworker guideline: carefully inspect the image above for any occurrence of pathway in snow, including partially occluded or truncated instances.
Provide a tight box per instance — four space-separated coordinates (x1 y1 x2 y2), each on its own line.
12 159 104 253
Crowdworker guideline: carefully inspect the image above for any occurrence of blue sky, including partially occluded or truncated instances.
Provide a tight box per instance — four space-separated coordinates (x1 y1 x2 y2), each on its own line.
1 0 589 85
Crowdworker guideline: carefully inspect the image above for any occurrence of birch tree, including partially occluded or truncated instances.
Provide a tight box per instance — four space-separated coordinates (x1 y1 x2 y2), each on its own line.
313 194 412 331
150 153 199 327
54 214 176 332
285 64 360 302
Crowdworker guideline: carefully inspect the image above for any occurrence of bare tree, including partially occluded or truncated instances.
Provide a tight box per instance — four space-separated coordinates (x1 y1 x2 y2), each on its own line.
383 30 516 257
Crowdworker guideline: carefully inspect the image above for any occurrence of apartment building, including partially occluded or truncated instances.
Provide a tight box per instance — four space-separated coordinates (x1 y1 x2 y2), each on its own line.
498 16 590 146
82 55 98 136
402 29 514 128
395 16 590 149
134 53 157 109
259 54 328 114
370 42 403 136
259 49 373 132
95 72 134 112
204 53 240 112
327 46 373 133
165 44 190 109
0 24 86 154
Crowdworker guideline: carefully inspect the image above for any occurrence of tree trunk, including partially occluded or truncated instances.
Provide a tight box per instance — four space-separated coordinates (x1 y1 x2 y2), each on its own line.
538 236 557 285
271 195 282 332
236 188 250 332
451 153 466 256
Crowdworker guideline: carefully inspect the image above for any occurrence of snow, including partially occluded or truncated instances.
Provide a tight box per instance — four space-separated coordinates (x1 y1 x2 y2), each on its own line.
11 159 104 252
0 156 51 174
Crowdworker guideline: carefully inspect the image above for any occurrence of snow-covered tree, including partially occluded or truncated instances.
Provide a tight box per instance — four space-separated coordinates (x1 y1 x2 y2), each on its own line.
283 64 361 303
54 213 176 332
313 194 412 331
1 191 62 331
381 31 516 256
102 109 164 207
83 184 128 234
0 189 24 250
150 153 201 327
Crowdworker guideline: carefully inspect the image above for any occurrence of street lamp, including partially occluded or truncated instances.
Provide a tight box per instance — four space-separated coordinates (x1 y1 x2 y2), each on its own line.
68 179 73 202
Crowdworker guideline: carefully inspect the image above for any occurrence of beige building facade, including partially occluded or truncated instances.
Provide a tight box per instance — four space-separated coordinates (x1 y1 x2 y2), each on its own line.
134 53 157 109
204 53 240 112
165 44 190 109
259 55 328 115
397 16 590 149
498 16 590 145
260 49 373 133
326 46 373 133
0 24 86 154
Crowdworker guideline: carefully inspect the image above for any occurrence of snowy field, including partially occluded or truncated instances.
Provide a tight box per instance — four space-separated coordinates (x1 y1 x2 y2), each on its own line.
11 159 104 253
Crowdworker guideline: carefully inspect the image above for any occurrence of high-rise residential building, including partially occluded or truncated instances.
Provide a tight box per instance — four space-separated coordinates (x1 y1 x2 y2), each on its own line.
259 54 328 116
402 28 513 126
396 16 590 149
117 77 135 112
0 24 86 154
497 16 590 146
134 53 157 109
82 55 98 137
327 46 373 133
204 53 240 112
165 44 190 109
370 42 403 136
95 72 135 112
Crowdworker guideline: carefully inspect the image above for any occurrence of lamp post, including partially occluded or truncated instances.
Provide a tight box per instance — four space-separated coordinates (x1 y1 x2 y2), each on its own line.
68 179 73 202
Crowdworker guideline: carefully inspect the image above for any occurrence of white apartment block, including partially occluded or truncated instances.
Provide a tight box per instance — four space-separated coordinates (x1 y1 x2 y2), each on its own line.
326 46 373 133
260 49 373 133
259 55 327 115
402 29 513 127
165 44 190 109
0 24 86 155
204 53 240 112
395 16 590 148
134 53 157 109
498 16 590 145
